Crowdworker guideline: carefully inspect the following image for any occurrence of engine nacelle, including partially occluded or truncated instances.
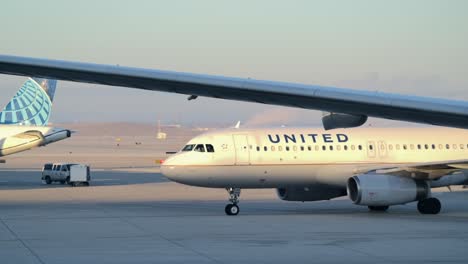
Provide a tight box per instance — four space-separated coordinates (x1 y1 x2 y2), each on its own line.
322 112 368 130
277 185 346 202
347 174 429 206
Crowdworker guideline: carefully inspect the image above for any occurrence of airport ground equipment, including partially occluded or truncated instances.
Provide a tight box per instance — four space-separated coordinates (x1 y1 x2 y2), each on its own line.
42 163 91 186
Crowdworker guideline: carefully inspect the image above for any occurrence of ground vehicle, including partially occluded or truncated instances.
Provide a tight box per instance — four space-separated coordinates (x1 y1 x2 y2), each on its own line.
42 163 91 186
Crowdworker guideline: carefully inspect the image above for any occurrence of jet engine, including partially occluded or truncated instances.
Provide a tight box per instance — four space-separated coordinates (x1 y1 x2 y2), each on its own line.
322 112 368 130
277 185 346 202
347 174 429 206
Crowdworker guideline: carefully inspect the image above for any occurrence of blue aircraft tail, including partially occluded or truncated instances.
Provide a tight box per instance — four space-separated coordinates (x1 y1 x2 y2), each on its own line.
0 78 57 126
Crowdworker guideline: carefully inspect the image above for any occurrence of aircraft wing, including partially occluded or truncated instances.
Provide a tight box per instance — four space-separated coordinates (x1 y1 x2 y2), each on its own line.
372 159 468 180
0 54 468 129
0 130 45 156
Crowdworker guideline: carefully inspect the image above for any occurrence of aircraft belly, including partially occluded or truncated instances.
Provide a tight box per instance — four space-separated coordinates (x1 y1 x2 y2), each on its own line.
169 164 356 188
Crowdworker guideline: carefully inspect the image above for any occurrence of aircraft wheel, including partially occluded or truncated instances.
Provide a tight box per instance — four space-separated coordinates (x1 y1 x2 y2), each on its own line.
417 198 441 214
44 176 52 185
225 204 239 216
368 205 389 212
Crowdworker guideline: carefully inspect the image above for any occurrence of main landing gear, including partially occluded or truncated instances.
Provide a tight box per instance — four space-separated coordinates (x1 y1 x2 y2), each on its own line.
225 187 241 216
417 197 441 214
368 205 389 212
367 197 441 215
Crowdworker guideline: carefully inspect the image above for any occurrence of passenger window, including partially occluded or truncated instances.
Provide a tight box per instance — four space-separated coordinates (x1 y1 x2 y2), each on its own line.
286 146 290 151
388 145 393 150
300 146 304 151
432 144 436 150
410 144 414 150
344 145 348 151
424 144 429 150
337 145 341 151
460 144 464 150
417 144 421 150
308 146 312 151
396 144 400 150
206 144 215 153
315 145 319 151
403 145 407 150
453 144 457 150
278 146 283 151
293 146 297 151
322 146 326 151
194 144 206 152
256 146 260 151
351 145 356 150
264 146 268 151
271 146 276 151
369 145 373 150
446 144 450 149
358 145 362 150
329 145 334 151
438 144 443 150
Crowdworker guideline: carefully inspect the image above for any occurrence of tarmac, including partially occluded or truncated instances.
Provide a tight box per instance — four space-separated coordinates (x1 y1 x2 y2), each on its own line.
1 169 468 264
1 124 468 263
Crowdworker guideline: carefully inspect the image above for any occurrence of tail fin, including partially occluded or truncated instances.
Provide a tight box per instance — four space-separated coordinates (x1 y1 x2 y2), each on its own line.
0 77 57 126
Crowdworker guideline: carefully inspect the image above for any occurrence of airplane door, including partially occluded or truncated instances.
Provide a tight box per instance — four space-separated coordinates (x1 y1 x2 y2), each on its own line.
378 141 387 158
233 134 250 165
367 141 376 158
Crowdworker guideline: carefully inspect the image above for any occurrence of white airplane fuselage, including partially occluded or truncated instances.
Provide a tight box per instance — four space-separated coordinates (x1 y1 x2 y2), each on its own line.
161 127 468 189
0 125 71 157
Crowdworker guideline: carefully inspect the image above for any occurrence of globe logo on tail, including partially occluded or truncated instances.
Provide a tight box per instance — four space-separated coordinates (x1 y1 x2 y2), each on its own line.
0 78 57 126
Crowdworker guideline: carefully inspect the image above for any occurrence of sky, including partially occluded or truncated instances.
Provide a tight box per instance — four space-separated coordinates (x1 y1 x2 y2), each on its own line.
0 0 467 126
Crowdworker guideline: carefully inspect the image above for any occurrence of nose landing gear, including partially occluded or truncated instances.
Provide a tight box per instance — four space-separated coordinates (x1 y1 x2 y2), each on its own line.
225 188 241 215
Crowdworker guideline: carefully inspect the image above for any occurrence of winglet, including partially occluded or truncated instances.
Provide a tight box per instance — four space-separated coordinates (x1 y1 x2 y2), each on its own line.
234 121 241 129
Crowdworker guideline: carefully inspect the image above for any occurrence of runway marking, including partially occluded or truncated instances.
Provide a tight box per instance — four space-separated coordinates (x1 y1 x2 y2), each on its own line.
0 218 46 264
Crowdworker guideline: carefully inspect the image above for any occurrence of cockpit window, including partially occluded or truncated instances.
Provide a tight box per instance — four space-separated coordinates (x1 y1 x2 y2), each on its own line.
194 144 206 152
182 144 195 151
206 144 215 153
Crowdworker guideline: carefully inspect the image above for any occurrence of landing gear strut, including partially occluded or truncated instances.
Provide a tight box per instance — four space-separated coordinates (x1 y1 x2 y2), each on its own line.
225 188 241 216
417 197 441 214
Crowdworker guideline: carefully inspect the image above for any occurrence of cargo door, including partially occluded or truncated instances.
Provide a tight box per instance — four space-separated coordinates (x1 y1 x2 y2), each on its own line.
233 134 250 165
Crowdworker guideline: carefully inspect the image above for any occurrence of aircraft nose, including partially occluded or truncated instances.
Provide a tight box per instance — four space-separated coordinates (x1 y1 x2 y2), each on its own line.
160 156 180 181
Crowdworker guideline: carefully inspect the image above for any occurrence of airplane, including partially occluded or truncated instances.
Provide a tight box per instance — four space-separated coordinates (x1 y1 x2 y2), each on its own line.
0 55 467 215
161 127 468 215
0 77 71 157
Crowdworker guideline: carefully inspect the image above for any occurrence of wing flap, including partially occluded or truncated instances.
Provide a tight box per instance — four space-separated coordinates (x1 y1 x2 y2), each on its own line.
373 160 468 179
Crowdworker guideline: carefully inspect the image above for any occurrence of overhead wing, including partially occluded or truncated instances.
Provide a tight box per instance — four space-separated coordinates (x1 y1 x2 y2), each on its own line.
0 55 467 129
372 159 468 180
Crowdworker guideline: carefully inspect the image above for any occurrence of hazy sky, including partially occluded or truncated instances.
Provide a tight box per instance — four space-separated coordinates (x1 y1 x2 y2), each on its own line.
0 0 467 126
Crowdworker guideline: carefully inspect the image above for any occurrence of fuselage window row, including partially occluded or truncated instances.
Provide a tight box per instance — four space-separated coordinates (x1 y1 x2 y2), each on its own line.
249 143 468 153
